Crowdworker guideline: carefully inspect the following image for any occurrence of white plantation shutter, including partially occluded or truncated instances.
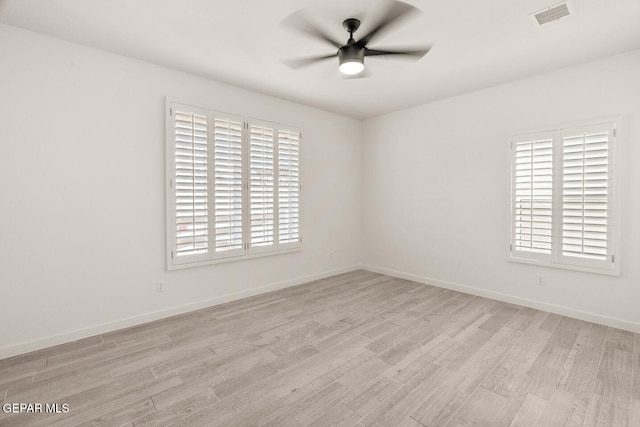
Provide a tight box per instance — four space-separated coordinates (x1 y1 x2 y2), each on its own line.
213 116 244 257
249 123 275 249
509 120 618 275
278 129 301 245
167 100 302 269
173 108 209 261
559 125 614 269
512 136 554 259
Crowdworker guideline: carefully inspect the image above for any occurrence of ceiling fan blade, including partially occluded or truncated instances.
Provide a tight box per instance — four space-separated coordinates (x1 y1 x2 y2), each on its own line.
283 54 337 69
365 46 431 59
355 0 419 48
281 10 343 49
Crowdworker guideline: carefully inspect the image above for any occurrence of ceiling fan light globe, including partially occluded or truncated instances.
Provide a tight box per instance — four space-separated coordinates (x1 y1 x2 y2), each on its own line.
338 44 365 75
339 60 365 75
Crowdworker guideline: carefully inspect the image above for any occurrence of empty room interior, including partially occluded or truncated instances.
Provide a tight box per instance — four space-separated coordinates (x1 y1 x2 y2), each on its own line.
1 0 640 425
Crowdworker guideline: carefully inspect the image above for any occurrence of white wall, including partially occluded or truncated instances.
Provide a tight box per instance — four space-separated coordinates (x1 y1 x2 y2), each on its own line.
362 50 640 331
2 22 639 360
0 24 362 358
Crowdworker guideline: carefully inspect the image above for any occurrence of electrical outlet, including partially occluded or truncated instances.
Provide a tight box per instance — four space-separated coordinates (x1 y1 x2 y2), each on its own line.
157 281 164 293
536 275 545 286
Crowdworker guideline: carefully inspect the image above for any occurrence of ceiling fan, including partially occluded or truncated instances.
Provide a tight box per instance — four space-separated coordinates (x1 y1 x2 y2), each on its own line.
283 0 432 76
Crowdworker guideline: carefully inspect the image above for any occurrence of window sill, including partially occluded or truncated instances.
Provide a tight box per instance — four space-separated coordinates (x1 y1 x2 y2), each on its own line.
168 246 302 271
507 255 620 277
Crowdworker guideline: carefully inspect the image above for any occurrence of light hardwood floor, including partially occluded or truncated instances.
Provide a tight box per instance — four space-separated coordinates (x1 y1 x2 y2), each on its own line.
1 270 639 426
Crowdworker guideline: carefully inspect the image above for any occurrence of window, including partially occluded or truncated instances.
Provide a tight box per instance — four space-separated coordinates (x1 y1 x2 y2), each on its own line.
166 100 301 269
509 120 619 275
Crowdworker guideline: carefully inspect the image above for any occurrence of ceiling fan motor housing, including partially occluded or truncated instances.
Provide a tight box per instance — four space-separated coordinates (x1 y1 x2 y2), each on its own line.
338 44 365 65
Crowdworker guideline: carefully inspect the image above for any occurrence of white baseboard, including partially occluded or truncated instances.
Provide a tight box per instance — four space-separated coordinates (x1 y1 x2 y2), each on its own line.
0 264 363 360
362 264 640 334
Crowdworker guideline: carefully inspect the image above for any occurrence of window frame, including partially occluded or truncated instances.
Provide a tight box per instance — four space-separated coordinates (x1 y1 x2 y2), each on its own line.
508 118 621 276
165 99 302 270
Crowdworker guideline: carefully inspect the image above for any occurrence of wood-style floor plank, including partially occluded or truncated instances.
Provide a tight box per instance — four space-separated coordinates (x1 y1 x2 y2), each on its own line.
0 270 637 426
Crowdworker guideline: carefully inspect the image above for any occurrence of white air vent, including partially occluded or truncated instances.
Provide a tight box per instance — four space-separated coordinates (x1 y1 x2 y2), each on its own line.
532 2 572 25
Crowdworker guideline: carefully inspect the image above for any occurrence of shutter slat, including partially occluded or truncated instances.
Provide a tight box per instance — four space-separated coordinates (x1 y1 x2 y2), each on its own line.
278 129 300 244
513 138 553 254
174 110 209 257
249 124 275 248
561 132 610 261
213 117 244 252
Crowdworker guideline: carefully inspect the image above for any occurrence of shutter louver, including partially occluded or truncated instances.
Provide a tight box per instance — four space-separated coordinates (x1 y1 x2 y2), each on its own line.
513 138 553 255
174 111 208 257
214 118 244 253
278 130 300 244
168 100 303 269
250 124 275 248
561 132 609 260
509 120 617 275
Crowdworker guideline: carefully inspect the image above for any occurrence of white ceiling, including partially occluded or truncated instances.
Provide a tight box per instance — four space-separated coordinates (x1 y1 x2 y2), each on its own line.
1 0 639 119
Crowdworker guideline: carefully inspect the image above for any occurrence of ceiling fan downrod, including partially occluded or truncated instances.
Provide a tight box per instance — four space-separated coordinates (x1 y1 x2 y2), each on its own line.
339 18 365 74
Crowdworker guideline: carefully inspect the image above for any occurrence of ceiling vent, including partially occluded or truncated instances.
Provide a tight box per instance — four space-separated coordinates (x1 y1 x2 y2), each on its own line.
532 2 572 25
